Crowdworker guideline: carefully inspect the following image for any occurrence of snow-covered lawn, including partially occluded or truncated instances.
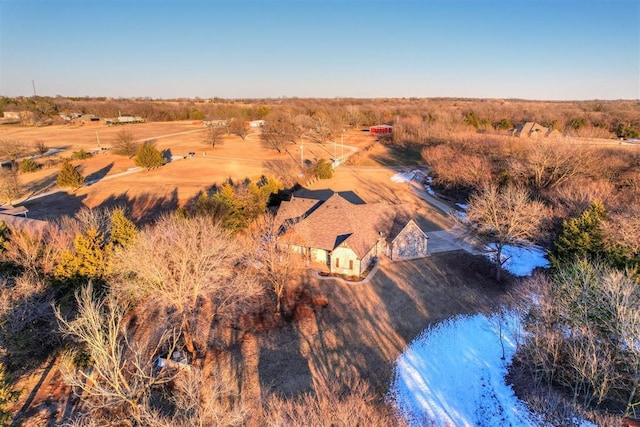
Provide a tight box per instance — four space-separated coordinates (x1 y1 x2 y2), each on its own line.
390 313 539 427
389 243 569 426
486 244 549 277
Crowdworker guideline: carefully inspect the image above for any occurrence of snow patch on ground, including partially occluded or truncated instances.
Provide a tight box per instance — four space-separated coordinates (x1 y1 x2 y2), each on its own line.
391 171 417 183
390 313 539 427
423 176 437 196
485 244 549 277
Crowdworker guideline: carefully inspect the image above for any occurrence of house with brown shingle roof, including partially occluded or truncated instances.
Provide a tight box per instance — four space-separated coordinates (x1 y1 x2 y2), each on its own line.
275 192 428 276
512 122 556 138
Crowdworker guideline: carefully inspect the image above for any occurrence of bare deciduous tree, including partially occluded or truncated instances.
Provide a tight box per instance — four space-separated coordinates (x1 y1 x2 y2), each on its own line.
55 283 178 421
112 215 263 360
229 118 250 141
0 140 28 163
167 368 248 426
453 184 546 282
264 376 402 426
2 228 58 277
0 273 59 363
0 167 21 204
204 126 225 149
519 261 640 416
247 214 304 316
602 206 640 265
261 111 297 153
112 130 139 158
511 141 596 190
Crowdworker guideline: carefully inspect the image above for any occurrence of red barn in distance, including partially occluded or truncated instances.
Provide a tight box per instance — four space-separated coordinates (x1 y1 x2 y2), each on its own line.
369 124 393 134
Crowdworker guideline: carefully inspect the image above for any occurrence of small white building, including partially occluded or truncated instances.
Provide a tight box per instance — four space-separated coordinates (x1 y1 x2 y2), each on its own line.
250 120 265 128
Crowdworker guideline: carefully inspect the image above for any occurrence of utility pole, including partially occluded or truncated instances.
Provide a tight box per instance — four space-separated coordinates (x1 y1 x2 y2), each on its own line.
31 80 37 97
96 131 100 147
300 137 304 168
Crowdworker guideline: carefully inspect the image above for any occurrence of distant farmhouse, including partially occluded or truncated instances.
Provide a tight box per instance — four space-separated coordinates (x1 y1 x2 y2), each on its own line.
250 120 265 128
1 110 35 125
60 113 101 125
512 122 561 138
203 119 227 127
275 192 428 277
106 115 144 126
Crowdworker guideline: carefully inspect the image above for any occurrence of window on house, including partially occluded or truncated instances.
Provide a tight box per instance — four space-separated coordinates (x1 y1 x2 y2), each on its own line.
349 260 354 270
336 258 340 268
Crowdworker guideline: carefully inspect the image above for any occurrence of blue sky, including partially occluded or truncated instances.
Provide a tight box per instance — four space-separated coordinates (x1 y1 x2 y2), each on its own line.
1 0 638 100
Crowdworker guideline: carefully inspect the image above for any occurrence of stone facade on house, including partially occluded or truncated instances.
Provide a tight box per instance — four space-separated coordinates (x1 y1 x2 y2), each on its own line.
389 219 429 260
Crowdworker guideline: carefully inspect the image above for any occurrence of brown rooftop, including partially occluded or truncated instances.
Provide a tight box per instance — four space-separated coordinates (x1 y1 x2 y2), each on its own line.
277 193 399 257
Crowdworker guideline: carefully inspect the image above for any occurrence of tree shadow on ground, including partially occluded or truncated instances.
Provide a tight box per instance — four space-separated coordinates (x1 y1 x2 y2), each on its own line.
3 283 65 424
96 188 179 226
368 143 425 167
370 253 512 341
25 172 59 198
284 252 515 396
262 159 300 188
84 162 114 185
21 191 87 220
258 342 314 398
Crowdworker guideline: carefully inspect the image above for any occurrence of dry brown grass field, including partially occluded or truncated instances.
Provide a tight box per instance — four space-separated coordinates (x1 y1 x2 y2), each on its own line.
0 122 377 221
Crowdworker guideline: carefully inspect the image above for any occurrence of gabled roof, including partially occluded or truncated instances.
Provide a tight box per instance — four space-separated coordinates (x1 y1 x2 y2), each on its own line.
514 122 549 137
0 204 28 216
274 196 322 231
276 193 399 258
0 214 51 236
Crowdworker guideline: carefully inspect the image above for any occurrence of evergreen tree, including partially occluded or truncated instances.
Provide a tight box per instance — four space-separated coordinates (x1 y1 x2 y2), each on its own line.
110 208 138 247
134 142 166 170
56 159 85 189
313 158 334 179
19 157 39 173
551 200 606 268
193 177 282 231
213 183 243 230
0 221 9 252
55 227 112 285
0 362 19 426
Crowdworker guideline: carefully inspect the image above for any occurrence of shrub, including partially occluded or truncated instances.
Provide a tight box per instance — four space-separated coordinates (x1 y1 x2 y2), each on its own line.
135 142 166 170
34 140 48 155
71 148 92 160
56 159 85 189
19 158 40 173
313 158 333 179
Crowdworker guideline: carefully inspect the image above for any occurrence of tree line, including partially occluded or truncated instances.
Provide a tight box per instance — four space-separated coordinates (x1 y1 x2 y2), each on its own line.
2 96 639 139
425 130 639 421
